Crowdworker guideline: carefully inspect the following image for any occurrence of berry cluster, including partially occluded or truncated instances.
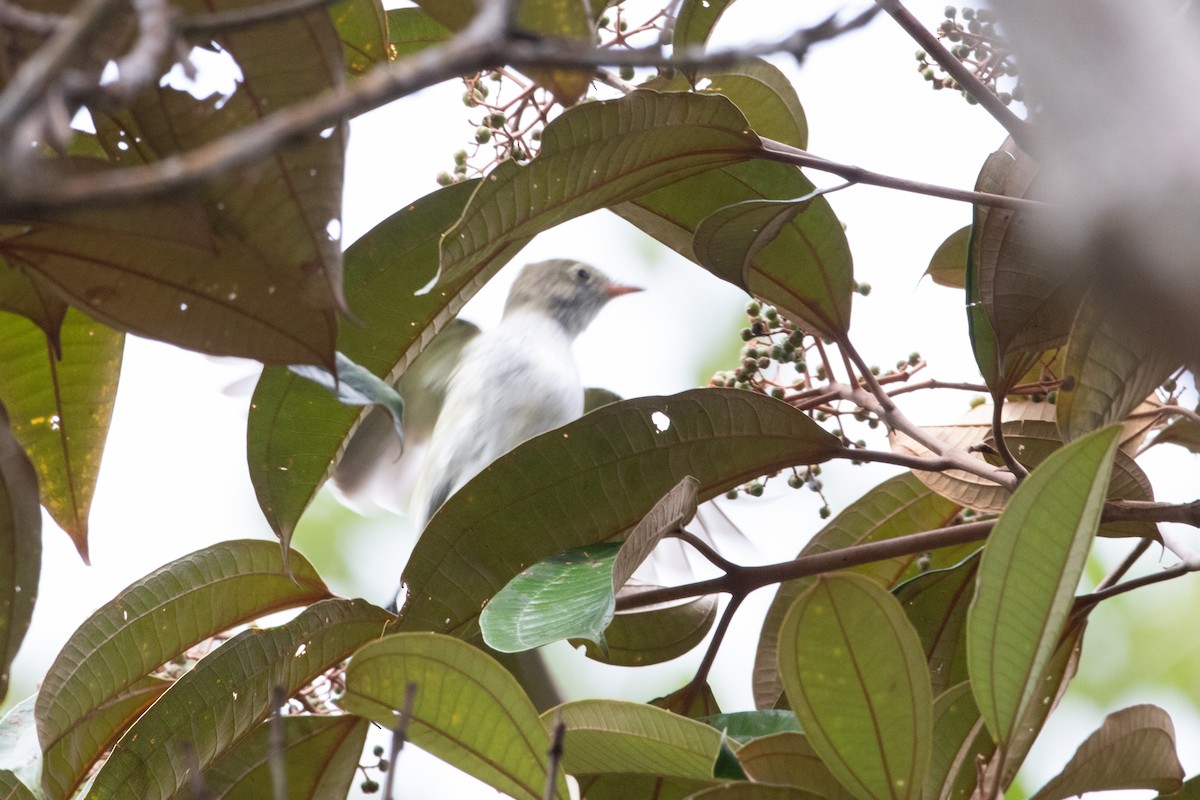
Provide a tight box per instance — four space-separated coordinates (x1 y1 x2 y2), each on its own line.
916 5 1025 108
358 744 391 794
437 3 669 185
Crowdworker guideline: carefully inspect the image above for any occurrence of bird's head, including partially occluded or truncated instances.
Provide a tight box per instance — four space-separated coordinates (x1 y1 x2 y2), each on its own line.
503 259 641 338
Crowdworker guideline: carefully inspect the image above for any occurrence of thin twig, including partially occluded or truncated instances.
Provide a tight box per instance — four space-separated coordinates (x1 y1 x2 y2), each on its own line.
103 0 175 103
384 682 418 800
887 379 991 398
693 593 744 688
0 0 120 135
1077 563 1190 608
873 0 1033 150
268 686 287 800
760 138 1042 211
0 0 60 34
1094 537 1154 592
674 530 741 573
543 713 565 800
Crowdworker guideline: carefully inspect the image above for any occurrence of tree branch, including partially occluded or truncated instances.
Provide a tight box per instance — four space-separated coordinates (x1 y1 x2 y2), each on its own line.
178 0 338 36
0 3 1044 215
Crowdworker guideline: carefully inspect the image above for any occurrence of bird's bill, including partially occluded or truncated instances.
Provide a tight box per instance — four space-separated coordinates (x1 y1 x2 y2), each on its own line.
605 282 643 298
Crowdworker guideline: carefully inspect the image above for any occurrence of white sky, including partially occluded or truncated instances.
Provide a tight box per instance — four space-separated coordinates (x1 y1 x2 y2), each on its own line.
8 1 1200 797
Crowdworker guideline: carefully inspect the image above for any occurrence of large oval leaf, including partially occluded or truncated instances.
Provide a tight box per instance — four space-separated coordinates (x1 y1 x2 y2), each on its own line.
247 180 477 542
397 389 842 638
924 682 993 800
576 596 719 667
753 472 961 710
966 425 1120 745
735 731 855 799
0 309 121 561
203 715 369 799
894 553 980 697
1029 704 1183 800
0 404 39 704
693 193 853 340
545 699 726 780
1056 288 1178 441
36 540 331 800
85 599 390 800
673 0 740 49
925 225 970 289
778 573 932 800
339 632 566 800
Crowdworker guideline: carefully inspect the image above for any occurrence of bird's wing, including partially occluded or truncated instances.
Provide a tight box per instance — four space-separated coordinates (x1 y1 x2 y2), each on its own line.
329 319 481 515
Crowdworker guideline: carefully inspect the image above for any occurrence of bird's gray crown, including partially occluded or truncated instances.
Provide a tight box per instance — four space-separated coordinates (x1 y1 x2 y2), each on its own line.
503 259 628 339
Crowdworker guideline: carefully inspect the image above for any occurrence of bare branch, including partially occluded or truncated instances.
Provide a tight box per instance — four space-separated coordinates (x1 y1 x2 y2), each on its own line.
0 0 120 136
0 0 61 35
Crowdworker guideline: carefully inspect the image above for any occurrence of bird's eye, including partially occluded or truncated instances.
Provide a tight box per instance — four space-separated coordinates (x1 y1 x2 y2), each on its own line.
573 267 590 282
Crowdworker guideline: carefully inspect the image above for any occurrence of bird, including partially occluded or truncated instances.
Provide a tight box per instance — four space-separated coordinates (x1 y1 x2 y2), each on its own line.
331 257 640 551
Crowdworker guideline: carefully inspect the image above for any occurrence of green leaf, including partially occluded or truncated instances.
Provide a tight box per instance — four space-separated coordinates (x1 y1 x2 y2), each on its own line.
482 543 621 653
966 425 1120 745
576 596 718 666
545 699 728 780
894 553 980 697
924 682 993 800
754 473 961 710
702 711 800 744
973 140 1076 361
735 732 856 799
331 0 388 75
652 682 722 720
247 180 477 543
0 770 36 800
86 599 390 800
1057 289 1179 441
693 192 854 340
673 0 740 49
0 257 65 343
577 773 714 800
0 309 121 561
1029 704 1183 800
398 389 842 639
0 404 39 703
778 573 932 800
203 715 369 799
1162 775 1200 799
385 7 451 57
36 540 331 800
613 476 700 590
339 632 567 800
965 140 1043 394
514 0 596 104
288 351 406 442
440 91 763 279
925 225 970 289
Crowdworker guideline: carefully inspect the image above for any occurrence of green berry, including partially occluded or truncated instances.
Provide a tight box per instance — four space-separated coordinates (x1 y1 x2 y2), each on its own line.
857 282 871 295
915 50 927 61
908 352 921 366
788 330 805 347
976 7 994 22
997 91 1013 105
969 396 986 409
870 365 880 375
751 320 768 336
868 418 880 429
373 745 385 757
746 300 762 317
787 474 803 489
763 305 779 321
378 759 390 771
739 327 754 341
462 92 477 107
619 65 635 81
808 479 822 492
962 6 975 19
811 465 821 476
1163 377 1178 392
795 361 807 372
488 113 506 128
747 481 764 497
618 18 628 31
453 149 468 166
436 172 454 186
725 489 739 500
917 554 932 571
598 14 610 26
475 127 491 143
944 5 957 17
361 780 380 794
757 356 771 369
819 506 831 519
531 128 543 141
947 29 962 42
770 387 785 399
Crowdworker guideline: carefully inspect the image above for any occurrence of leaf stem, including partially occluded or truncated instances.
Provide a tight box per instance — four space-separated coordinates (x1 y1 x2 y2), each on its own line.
989 394 1029 480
